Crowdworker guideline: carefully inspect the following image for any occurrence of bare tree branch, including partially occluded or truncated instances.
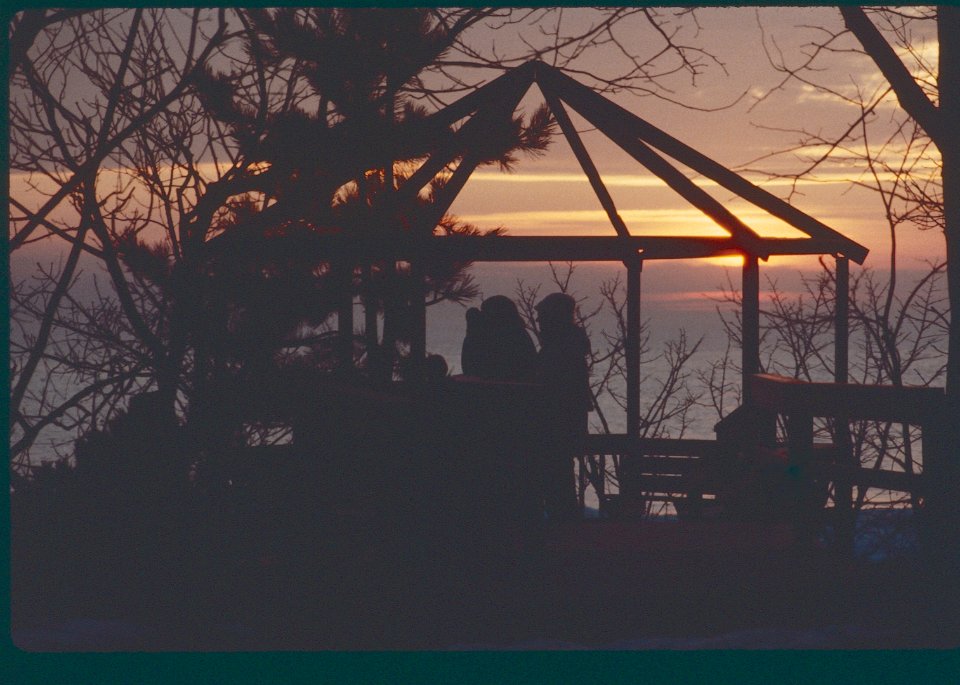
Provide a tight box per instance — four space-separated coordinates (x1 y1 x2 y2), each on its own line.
839 7 943 147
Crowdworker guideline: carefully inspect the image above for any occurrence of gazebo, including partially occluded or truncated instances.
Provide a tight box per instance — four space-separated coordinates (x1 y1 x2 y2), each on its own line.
322 60 867 429
186 62 953 649
296 61 943 528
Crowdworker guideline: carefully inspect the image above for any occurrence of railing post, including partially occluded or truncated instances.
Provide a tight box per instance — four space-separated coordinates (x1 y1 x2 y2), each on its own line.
362 263 379 350
742 254 760 404
833 255 854 552
786 410 817 542
920 396 959 563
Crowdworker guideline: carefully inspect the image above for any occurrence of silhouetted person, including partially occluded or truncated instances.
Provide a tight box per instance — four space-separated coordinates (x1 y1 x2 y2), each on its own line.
76 391 186 506
535 292 592 522
423 353 449 382
460 295 537 381
461 307 484 377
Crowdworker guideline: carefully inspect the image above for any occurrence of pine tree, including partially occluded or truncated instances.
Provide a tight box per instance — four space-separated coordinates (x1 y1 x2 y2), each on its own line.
186 8 554 384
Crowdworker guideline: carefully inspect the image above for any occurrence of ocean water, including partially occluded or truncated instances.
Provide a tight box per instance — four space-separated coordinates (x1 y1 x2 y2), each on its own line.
428 261 743 439
427 261 938 513
15 259 943 473
16 260 734 463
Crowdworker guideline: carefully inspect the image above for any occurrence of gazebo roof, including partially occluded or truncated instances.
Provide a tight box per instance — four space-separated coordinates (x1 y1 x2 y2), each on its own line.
349 60 868 266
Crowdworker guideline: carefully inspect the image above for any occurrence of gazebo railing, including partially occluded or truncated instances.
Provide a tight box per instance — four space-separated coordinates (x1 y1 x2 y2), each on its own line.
579 375 945 529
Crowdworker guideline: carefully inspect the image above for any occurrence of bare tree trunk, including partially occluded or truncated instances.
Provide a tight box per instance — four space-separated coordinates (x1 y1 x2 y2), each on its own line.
932 6 960 562
840 6 956 400
940 7 960 403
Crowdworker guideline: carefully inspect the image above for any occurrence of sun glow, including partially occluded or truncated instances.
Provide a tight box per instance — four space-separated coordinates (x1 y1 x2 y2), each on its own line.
702 255 745 268
454 206 811 240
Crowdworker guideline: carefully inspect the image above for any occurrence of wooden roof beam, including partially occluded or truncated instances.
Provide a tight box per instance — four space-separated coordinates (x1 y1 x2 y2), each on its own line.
379 64 537 221
410 70 536 237
537 66 771 260
542 90 631 240
254 234 855 263
414 61 537 135
534 62 869 264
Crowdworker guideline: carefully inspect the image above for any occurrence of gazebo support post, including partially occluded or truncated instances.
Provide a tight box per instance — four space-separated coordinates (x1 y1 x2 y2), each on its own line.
336 261 354 372
410 258 426 375
362 264 379 346
620 254 644 507
833 255 855 551
626 255 643 437
742 254 761 403
834 256 850 383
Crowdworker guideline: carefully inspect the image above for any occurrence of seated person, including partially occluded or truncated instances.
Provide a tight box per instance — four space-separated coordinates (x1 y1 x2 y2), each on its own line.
460 295 537 382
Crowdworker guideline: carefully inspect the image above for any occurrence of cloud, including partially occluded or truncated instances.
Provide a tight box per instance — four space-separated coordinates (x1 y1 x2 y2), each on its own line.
467 168 936 190
456 206 813 238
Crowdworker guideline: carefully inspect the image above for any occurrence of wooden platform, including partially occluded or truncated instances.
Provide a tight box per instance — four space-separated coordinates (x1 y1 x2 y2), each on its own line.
544 519 797 555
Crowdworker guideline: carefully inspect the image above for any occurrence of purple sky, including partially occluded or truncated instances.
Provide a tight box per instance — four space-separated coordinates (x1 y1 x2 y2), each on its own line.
10 7 946 284
444 7 943 276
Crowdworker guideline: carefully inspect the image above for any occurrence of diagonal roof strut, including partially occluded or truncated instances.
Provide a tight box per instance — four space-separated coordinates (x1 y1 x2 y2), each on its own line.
542 89 631 240
408 68 537 237
540 70 771 259
534 61 868 264
366 60 867 266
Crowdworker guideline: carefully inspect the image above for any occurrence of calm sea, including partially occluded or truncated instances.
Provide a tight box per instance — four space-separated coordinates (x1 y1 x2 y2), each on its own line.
15 259 943 464
430 261 748 438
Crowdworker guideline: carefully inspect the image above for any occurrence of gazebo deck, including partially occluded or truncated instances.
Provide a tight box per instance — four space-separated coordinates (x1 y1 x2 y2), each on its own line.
544 517 797 556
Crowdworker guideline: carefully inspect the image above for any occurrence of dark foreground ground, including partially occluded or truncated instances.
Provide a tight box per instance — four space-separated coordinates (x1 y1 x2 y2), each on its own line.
15 379 958 651
12 514 960 651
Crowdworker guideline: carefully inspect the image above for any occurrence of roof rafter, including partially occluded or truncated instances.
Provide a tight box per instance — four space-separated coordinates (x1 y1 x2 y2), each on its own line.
300 61 868 263
410 68 537 238
214 232 852 263
371 64 537 234
533 61 869 264
542 90 630 241
538 66 772 260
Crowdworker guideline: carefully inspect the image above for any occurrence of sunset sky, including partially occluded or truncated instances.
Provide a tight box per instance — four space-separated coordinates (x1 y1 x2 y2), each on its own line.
443 6 944 275
10 7 945 282
8 6 949 454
